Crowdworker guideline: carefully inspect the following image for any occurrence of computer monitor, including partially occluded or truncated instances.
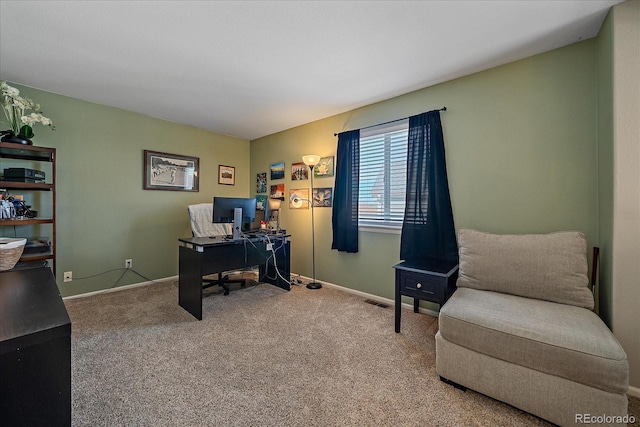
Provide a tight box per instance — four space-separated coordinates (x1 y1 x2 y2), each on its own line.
212 197 257 239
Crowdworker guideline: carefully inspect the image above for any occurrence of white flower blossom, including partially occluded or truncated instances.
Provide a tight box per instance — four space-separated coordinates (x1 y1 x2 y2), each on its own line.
4 86 19 98
1 81 53 137
21 112 52 127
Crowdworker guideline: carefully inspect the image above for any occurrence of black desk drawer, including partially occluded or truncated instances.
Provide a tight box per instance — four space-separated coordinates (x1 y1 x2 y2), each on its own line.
399 271 443 302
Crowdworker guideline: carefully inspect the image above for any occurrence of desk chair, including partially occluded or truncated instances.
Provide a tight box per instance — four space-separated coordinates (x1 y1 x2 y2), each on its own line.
187 203 246 296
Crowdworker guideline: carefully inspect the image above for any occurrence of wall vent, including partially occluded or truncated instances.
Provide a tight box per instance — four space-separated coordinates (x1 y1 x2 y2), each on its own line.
364 299 389 308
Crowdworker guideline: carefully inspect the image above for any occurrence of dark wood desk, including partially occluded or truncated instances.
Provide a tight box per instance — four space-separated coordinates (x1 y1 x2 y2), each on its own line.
0 267 72 426
178 234 291 320
394 258 458 333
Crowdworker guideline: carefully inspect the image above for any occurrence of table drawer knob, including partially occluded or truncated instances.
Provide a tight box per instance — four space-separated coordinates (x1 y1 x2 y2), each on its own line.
417 283 422 289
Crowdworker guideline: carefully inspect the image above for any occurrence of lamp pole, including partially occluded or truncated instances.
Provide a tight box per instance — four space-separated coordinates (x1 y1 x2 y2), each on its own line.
302 155 322 290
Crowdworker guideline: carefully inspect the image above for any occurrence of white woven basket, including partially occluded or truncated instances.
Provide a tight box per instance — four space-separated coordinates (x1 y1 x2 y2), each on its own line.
0 238 27 271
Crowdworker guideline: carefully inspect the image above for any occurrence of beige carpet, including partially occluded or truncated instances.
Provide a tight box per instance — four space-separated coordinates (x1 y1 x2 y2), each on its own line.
65 279 638 426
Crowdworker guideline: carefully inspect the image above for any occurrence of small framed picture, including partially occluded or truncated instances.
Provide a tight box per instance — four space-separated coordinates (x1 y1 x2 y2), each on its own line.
256 195 267 210
313 187 333 207
291 162 308 180
143 150 199 191
256 172 267 193
289 188 309 209
218 165 235 185
271 161 285 180
270 183 285 199
314 156 334 178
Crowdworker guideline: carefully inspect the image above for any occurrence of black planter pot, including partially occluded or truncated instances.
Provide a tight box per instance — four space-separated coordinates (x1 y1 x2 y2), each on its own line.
0 131 33 145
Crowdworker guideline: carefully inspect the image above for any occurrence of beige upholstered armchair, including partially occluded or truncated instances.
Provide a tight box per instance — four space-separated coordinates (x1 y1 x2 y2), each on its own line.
436 229 629 426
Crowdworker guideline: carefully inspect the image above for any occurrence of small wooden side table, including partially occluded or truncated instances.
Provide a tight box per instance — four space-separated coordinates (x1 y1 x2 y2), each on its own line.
394 258 459 333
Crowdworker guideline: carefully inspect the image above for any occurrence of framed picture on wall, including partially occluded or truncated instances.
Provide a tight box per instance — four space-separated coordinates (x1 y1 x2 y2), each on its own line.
291 162 308 180
313 187 333 207
256 195 267 211
270 161 285 180
289 188 310 209
270 183 285 199
143 150 199 191
218 165 235 185
314 156 334 178
256 172 267 193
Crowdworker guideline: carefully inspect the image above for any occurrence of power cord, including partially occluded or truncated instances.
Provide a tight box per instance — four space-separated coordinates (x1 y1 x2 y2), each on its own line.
238 230 291 287
261 233 291 286
72 266 157 289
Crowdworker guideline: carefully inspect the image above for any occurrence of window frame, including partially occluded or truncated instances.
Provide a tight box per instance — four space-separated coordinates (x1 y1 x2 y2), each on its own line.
357 119 408 233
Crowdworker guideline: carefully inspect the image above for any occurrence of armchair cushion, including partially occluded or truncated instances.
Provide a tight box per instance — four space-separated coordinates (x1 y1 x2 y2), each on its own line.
456 228 593 309
439 287 629 394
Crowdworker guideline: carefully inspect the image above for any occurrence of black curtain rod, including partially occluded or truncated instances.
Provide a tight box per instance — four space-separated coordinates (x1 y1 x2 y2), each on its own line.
333 107 447 137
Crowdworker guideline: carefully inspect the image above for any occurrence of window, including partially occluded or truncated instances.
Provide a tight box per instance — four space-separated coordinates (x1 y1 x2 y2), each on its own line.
358 119 408 229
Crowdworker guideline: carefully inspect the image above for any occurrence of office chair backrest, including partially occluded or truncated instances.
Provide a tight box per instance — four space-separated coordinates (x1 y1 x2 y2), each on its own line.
187 203 232 237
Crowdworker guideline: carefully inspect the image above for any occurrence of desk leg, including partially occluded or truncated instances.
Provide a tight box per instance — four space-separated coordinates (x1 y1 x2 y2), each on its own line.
179 246 203 320
261 240 291 291
395 271 401 333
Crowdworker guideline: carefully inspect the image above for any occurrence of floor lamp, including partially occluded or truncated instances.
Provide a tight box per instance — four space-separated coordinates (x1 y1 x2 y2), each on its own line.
302 154 322 290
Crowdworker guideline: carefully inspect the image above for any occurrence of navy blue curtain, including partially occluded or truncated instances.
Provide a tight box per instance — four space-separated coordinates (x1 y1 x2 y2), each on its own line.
331 129 360 253
400 111 457 262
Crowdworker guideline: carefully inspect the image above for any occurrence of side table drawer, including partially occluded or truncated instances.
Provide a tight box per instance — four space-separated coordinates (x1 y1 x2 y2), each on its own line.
399 271 443 303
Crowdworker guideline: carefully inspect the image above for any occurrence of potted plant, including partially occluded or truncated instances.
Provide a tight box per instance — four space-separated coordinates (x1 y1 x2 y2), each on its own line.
1 81 53 145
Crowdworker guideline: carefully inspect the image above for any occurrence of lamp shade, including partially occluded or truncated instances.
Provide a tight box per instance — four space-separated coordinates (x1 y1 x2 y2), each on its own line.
302 154 321 167
267 197 281 211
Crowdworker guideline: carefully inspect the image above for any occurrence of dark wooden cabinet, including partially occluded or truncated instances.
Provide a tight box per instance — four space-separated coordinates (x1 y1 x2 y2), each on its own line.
0 267 71 425
394 258 458 333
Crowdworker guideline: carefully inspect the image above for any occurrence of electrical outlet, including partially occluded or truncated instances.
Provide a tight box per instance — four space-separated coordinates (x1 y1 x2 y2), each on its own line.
125 259 132 268
266 243 273 251
63 271 72 282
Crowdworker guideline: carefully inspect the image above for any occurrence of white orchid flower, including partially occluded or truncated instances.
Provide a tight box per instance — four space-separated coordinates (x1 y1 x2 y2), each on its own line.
1 81 54 135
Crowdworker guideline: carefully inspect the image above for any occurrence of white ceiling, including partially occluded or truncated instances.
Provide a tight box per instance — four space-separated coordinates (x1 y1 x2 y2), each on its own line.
0 0 621 140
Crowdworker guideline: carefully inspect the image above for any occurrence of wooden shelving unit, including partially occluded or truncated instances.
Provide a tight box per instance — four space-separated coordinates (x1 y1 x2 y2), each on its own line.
0 142 56 272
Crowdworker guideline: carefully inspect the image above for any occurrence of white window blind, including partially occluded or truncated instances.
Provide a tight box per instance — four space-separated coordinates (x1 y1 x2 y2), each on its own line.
358 119 408 229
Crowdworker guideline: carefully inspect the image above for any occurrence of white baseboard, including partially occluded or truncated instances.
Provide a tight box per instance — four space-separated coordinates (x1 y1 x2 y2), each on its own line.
66 272 432 314
63 275 177 300
293 273 439 318
67 272 436 316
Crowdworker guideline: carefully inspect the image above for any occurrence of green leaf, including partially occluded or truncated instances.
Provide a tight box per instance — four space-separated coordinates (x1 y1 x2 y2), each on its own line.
19 125 34 138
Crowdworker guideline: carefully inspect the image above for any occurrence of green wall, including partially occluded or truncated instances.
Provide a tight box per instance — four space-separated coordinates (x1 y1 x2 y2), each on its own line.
3 39 600 307
251 40 599 308
597 9 614 326
2 85 250 296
